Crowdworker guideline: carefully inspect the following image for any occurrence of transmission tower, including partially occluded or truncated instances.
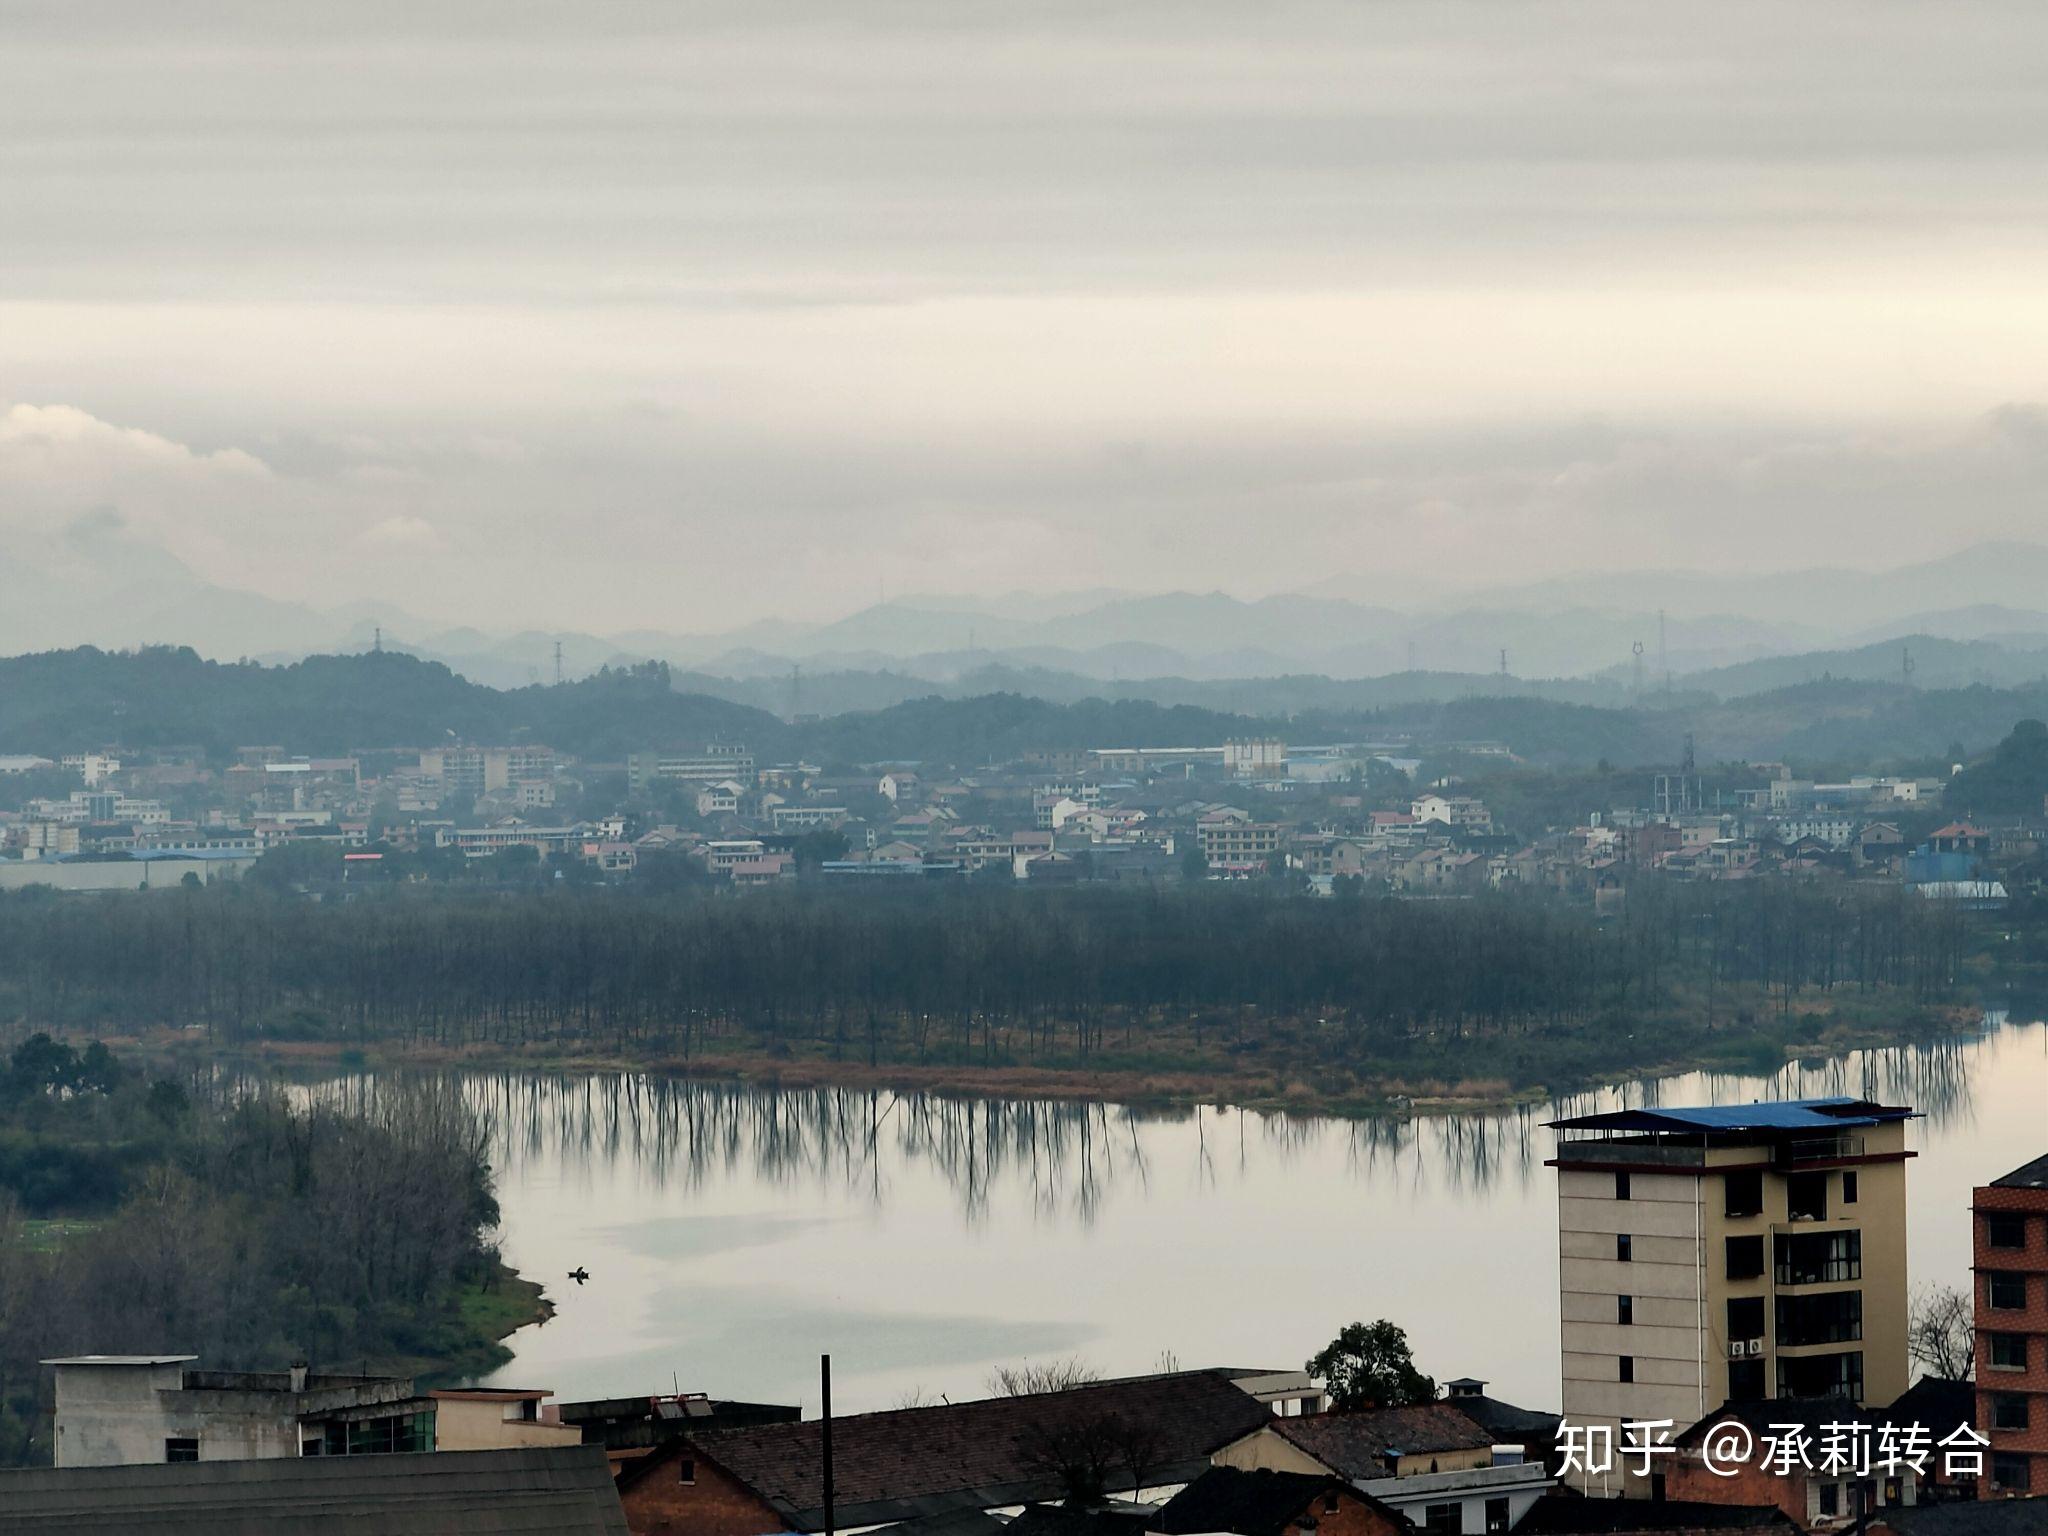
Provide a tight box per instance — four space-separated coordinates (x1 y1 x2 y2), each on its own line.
1902 644 1916 688
553 640 564 686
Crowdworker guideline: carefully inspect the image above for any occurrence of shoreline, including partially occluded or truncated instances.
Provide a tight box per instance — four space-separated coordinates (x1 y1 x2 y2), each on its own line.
186 1001 1986 1118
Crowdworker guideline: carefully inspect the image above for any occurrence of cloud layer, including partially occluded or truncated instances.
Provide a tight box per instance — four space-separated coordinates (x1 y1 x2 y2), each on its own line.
5 3 2048 632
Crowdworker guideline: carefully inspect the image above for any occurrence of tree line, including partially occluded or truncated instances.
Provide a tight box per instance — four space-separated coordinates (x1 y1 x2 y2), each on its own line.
0 879 1969 1069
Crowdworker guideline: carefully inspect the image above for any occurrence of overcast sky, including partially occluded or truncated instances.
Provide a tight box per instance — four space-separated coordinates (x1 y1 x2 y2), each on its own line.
6 1 2048 634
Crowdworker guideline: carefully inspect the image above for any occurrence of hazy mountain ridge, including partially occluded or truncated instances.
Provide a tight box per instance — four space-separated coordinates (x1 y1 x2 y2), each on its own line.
13 533 2048 710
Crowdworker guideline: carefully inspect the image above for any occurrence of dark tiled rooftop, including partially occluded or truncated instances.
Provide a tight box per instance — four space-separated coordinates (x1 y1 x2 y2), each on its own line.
0 1445 627 1535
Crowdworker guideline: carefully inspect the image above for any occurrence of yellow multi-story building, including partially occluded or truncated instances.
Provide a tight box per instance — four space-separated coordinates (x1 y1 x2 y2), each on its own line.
1547 1097 1914 1496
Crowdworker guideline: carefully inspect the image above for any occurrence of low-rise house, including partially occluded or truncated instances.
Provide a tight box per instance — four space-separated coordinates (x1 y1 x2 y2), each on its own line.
427 1387 583 1452
1214 1403 1553 1536
1664 1394 1972 1531
556 1390 798 1465
730 853 795 885
1440 1378 1562 1470
616 1368 1283 1536
39 1355 573 1466
1155 1466 1408 1536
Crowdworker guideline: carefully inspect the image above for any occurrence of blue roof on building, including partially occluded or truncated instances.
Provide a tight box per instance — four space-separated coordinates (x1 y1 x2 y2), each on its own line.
1549 1096 1914 1134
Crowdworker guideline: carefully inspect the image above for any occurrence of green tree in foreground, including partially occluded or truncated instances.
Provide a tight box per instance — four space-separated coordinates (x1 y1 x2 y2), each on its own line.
1307 1319 1437 1410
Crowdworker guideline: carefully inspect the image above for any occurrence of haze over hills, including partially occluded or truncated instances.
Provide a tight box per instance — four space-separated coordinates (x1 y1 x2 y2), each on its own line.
12 530 2048 710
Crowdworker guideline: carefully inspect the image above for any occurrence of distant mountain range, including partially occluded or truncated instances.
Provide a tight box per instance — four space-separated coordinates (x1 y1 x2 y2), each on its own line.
12 528 2048 715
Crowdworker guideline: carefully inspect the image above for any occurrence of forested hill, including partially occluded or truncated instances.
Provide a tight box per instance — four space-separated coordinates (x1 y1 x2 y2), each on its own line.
3 645 2048 772
0 648 1293 764
0 647 773 759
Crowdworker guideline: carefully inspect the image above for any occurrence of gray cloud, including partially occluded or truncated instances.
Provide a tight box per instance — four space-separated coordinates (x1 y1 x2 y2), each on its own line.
4 2 2047 633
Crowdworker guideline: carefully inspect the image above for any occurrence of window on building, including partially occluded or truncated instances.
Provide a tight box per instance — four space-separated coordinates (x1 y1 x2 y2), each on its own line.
1619 1295 1634 1325
1817 1483 1840 1518
1727 1235 1765 1280
1988 1214 2027 1249
1619 1355 1635 1383
1776 1229 1860 1285
165 1438 199 1463
1423 1503 1461 1535
1615 1172 1632 1201
1728 1359 1766 1402
1617 1234 1633 1262
1992 1395 2031 1432
1777 1350 1862 1402
1323 1492 1341 1515
678 1458 697 1485
1724 1170 1763 1219
1787 1172 1828 1221
1484 1497 1511 1533
1776 1289 1863 1347
1842 1172 1858 1205
1989 1272 2028 1310
1990 1333 2030 1371
1991 1454 2031 1494
1728 1295 1765 1342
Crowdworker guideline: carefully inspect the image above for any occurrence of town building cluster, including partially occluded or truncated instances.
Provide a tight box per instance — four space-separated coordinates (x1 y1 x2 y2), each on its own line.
2 735 2031 908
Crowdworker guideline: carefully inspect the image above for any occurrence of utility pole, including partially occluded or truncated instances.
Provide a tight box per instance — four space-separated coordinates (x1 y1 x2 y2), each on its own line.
821 1355 836 1536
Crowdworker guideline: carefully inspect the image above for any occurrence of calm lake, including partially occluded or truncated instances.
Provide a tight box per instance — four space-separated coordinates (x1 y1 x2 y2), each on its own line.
400 1017 2048 1416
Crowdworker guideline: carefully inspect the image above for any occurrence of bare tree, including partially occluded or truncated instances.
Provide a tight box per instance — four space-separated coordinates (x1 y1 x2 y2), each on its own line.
1018 1407 1160 1506
1908 1283 1974 1381
987 1356 1101 1397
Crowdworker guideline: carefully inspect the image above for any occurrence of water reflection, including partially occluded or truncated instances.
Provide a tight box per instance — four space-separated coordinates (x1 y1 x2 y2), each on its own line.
262 1023 1991 1223
261 1020 2042 1411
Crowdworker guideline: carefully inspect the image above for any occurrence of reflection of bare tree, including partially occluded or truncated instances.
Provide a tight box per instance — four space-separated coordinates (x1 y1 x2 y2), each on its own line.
259 1012 2016 1229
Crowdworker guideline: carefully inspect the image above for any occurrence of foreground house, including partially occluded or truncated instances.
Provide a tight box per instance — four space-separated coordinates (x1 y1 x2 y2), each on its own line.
41 1355 576 1466
617 1368 1289 1535
1214 1403 1554 1534
1154 1465 1409 1536
0 1444 627 1534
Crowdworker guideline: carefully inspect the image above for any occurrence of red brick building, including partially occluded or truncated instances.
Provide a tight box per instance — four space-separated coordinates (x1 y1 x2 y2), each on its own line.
1974 1153 2048 1498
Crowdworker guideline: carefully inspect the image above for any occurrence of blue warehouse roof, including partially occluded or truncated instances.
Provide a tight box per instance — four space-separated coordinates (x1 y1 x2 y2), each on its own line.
1549 1096 1915 1134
